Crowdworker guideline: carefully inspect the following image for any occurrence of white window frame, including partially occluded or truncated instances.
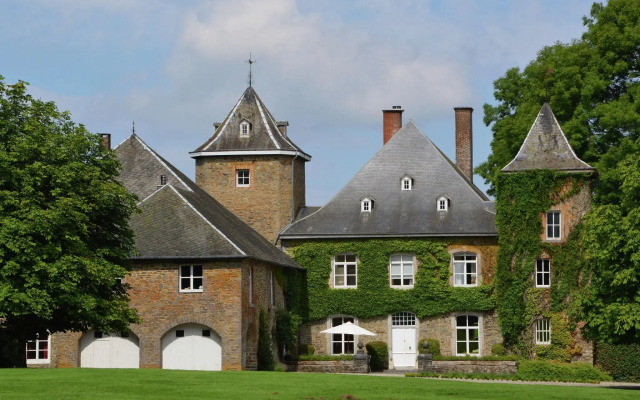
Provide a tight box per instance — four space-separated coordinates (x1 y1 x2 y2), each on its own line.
240 121 250 137
236 169 250 187
391 312 416 327
455 314 480 356
180 265 203 293
333 254 357 288
452 252 478 287
330 316 356 355
361 198 371 213
546 211 561 240
536 318 551 345
402 177 412 191
389 254 415 288
437 196 449 211
26 332 50 364
535 259 550 288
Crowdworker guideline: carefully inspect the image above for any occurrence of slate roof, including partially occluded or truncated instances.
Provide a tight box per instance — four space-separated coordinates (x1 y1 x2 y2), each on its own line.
279 121 496 239
502 103 595 172
190 86 310 160
115 134 301 269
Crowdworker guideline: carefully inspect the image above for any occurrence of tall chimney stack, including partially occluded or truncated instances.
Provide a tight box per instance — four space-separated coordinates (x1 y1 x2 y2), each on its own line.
99 133 111 150
382 106 404 144
454 107 473 182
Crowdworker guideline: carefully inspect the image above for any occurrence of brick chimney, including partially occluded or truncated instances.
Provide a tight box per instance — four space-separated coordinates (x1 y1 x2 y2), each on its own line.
382 106 404 144
454 107 473 182
277 121 289 137
99 133 111 150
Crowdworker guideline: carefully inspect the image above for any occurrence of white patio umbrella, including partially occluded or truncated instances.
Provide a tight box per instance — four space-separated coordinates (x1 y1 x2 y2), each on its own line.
320 321 376 336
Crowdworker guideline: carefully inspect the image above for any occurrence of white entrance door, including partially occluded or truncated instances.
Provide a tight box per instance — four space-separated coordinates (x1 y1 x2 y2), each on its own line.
391 312 417 368
80 331 139 368
162 324 222 371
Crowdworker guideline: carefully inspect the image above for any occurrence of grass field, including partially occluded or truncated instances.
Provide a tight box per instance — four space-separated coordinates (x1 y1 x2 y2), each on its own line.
0 369 636 400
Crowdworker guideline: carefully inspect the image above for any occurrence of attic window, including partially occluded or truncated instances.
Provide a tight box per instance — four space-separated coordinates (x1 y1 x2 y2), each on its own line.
402 177 412 191
361 198 372 213
437 196 450 211
240 121 251 137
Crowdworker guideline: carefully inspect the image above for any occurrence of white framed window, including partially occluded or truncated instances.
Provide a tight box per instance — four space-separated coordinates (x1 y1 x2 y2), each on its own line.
330 316 355 354
270 270 275 307
26 333 50 364
536 318 551 345
536 259 550 288
391 312 416 327
249 266 254 305
389 254 415 288
455 315 480 356
546 211 561 240
236 169 250 187
402 177 412 191
240 121 250 137
361 198 372 213
333 254 357 288
453 252 477 287
180 265 203 292
437 196 450 211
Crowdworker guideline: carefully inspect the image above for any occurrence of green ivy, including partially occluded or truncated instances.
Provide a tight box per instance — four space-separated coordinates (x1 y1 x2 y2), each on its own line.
292 239 496 321
495 170 590 355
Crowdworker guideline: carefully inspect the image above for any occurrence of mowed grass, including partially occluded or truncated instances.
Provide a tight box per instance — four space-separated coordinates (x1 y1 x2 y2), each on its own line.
0 369 636 400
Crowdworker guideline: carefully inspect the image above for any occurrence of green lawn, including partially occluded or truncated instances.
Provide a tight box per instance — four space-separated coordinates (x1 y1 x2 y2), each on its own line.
0 369 635 400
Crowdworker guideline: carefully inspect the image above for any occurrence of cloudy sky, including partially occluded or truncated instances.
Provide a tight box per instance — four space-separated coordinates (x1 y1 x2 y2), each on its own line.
2 0 593 204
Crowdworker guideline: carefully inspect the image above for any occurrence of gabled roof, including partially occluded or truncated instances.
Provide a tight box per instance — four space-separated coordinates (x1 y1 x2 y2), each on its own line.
115 134 301 269
502 103 595 172
279 121 496 239
190 86 310 160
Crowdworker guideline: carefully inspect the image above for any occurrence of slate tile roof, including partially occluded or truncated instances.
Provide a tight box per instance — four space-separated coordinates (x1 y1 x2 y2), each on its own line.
502 103 595 173
279 120 496 239
190 86 310 160
115 134 301 269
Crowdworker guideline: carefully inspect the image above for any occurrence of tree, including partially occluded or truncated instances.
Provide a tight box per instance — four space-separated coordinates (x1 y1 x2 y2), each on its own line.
479 0 640 344
0 76 139 366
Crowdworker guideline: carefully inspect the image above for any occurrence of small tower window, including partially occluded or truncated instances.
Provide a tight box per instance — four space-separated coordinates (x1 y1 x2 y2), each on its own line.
240 121 251 137
236 169 250 187
402 177 412 191
437 196 450 211
361 198 372 213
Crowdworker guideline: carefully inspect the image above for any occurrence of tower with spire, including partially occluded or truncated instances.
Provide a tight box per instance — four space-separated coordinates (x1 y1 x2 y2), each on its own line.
190 85 310 243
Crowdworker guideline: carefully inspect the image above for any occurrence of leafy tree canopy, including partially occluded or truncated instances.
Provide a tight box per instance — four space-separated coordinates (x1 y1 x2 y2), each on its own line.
0 76 139 361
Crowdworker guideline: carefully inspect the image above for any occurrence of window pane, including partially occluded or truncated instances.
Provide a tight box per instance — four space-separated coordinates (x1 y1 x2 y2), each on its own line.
554 226 560 237
469 329 479 340
345 255 356 263
333 342 342 354
403 278 413 285
180 265 190 276
469 342 479 354
193 265 203 276
456 315 467 326
468 316 479 326
454 274 464 286
193 278 203 290
457 342 467 354
547 213 553 224
346 276 356 286
335 255 345 263
335 276 344 286
332 318 343 326
454 263 465 274
181 277 190 289
391 264 402 275
335 265 345 275
457 330 466 341
345 317 355 323
346 265 356 275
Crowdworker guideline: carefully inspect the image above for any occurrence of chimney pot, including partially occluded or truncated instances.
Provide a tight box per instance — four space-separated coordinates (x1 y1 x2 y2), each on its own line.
99 133 111 150
454 107 473 182
277 121 289 137
382 106 404 145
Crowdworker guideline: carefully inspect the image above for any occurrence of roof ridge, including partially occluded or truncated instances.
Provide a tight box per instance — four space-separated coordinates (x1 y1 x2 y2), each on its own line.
132 135 193 192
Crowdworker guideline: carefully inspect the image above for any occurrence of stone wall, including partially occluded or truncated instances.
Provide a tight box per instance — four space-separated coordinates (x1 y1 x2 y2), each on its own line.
195 155 306 243
432 360 517 375
286 360 368 373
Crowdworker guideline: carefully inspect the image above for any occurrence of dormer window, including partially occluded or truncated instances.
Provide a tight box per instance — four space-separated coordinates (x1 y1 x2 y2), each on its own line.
401 177 412 191
361 198 373 213
437 196 450 211
239 121 251 137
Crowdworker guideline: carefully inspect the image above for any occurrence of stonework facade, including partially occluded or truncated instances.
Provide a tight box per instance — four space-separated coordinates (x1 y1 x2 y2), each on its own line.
195 155 305 243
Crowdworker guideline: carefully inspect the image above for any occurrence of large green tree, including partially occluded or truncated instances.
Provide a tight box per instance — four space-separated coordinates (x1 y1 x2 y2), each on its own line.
0 76 139 366
481 0 640 344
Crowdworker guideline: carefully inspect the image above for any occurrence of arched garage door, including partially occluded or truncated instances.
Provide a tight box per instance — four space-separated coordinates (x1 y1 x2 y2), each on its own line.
80 331 140 368
162 324 222 371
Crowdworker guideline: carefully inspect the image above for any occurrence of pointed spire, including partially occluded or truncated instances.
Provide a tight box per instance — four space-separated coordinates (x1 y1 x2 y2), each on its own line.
502 103 594 172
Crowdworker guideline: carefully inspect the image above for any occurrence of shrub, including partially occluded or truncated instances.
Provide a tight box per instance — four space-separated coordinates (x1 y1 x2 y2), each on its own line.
491 343 506 356
275 310 301 357
365 341 388 372
516 360 611 383
257 310 274 371
298 343 315 356
418 338 440 356
596 343 640 382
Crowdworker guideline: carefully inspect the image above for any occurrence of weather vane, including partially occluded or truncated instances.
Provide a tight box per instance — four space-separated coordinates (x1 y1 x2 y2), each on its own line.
132 121 136 135
245 53 256 86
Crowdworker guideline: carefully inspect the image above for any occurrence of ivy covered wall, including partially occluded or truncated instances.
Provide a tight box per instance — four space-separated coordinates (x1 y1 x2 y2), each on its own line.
286 238 498 322
495 170 593 360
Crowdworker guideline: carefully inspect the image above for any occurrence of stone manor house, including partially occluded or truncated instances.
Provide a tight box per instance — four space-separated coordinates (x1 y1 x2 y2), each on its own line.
28 85 594 370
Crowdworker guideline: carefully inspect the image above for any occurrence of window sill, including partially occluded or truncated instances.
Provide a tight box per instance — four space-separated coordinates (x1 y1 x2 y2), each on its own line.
390 285 414 290
180 289 203 293
331 286 357 289
452 284 479 288
27 359 50 365
535 285 550 289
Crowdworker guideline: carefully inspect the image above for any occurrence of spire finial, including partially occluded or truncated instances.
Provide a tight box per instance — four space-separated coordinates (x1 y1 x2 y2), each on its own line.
132 121 135 135
245 53 256 86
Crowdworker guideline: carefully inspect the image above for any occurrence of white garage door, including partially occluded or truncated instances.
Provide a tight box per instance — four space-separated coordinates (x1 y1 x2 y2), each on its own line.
80 331 140 368
162 324 222 371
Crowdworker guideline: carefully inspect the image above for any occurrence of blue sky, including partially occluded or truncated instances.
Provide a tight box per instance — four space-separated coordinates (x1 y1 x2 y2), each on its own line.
1 0 594 205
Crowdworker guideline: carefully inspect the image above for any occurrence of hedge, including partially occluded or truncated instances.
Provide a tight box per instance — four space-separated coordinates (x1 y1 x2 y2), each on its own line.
365 341 388 371
596 343 640 382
